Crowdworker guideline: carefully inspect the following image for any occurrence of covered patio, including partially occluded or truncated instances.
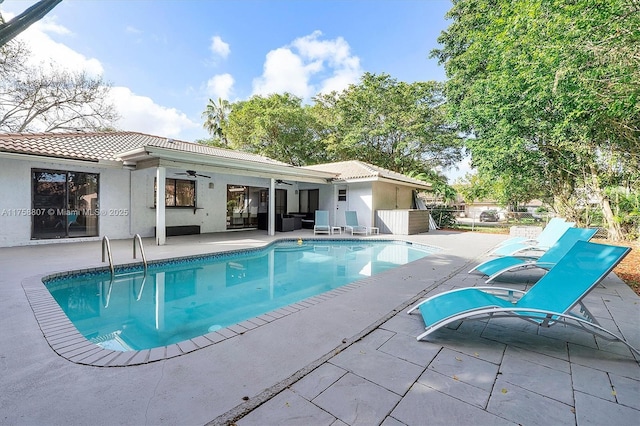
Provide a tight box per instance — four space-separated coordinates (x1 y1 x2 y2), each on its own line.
116 141 336 243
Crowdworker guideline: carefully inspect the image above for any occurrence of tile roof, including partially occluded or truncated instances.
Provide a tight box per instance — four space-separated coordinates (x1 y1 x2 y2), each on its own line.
0 133 427 186
303 160 432 188
0 131 289 166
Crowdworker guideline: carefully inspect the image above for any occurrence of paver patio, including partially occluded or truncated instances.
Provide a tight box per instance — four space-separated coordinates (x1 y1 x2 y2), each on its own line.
0 230 637 425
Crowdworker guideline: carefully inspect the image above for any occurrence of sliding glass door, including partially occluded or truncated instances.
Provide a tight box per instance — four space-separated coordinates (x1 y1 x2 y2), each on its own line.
32 169 99 239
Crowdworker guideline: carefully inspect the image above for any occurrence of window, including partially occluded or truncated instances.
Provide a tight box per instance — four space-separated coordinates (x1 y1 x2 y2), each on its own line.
227 185 248 229
299 189 319 213
275 189 287 215
32 169 99 239
155 178 196 207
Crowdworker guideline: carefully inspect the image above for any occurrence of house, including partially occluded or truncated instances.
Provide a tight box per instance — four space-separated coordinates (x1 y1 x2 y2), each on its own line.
0 132 431 247
303 161 432 230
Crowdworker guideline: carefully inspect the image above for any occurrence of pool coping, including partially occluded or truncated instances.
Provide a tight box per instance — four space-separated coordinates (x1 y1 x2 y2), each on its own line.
23 238 440 367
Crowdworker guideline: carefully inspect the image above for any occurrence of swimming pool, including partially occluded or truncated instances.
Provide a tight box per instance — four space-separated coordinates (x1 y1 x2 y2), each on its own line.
44 239 437 352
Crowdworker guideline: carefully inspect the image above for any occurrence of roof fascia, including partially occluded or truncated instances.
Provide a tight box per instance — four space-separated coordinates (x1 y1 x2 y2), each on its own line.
127 148 336 184
378 176 432 190
0 151 122 168
336 174 431 190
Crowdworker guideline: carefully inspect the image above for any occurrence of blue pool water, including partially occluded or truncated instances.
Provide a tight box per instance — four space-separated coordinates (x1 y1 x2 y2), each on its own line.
45 240 437 351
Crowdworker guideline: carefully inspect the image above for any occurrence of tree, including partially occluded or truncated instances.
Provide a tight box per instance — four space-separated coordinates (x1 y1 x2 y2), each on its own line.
432 0 640 239
313 73 463 175
407 169 457 205
201 97 231 146
0 0 62 47
223 93 328 166
0 40 119 132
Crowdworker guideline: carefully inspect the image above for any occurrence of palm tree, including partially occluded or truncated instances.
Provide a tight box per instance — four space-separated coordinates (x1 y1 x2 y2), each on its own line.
202 97 231 145
0 0 62 47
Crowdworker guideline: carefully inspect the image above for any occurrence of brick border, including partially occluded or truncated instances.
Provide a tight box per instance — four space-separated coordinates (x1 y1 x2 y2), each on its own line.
23 238 439 367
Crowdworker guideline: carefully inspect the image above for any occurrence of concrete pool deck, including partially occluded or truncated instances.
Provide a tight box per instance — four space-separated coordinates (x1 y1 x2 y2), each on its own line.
0 230 638 425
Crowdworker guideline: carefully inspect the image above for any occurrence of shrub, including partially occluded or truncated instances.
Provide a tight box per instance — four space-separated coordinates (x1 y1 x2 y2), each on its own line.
428 206 458 228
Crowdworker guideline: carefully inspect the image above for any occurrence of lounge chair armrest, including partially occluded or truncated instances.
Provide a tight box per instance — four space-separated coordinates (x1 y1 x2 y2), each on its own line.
407 286 527 314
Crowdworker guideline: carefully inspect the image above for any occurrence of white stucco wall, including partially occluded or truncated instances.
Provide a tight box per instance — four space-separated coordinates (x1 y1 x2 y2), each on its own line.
132 170 279 236
372 182 414 212
0 156 134 247
3 154 403 246
0 157 289 247
341 182 374 227
317 185 337 225
130 169 229 237
0 156 35 246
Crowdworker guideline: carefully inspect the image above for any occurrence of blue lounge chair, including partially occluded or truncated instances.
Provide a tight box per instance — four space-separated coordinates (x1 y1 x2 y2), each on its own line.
314 210 331 235
491 219 575 256
408 241 638 355
471 228 598 283
345 211 367 235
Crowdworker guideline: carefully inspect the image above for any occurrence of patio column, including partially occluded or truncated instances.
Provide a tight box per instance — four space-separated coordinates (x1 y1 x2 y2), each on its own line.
155 271 165 330
156 166 166 245
268 178 276 236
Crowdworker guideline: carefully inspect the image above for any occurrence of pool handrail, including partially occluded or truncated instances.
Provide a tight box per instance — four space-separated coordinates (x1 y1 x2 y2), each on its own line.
101 236 114 278
133 234 148 276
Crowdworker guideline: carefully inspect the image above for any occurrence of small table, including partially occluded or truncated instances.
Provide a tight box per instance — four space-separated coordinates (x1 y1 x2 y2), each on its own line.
368 227 379 235
331 226 342 235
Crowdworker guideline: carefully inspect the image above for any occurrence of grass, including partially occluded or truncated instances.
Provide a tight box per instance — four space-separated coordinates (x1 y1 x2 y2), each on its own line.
454 225 510 234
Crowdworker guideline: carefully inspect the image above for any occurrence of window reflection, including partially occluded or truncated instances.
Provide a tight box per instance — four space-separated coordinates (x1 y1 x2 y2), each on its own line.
32 169 99 239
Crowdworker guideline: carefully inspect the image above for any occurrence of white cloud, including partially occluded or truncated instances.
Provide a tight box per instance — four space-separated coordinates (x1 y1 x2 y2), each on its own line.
206 74 235 101
3 13 200 140
319 58 362 94
35 18 72 36
10 15 103 76
125 25 142 34
293 31 349 65
210 35 230 59
109 87 199 138
252 48 314 98
252 31 362 99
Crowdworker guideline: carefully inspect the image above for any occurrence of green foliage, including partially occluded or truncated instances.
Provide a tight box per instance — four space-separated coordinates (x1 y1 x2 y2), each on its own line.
428 206 459 228
223 93 328 166
605 188 640 240
313 73 463 174
433 0 640 239
408 170 457 205
453 173 491 205
213 72 464 174
202 97 231 145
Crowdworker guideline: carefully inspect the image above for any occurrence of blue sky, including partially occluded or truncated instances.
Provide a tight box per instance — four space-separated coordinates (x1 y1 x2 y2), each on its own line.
2 0 471 178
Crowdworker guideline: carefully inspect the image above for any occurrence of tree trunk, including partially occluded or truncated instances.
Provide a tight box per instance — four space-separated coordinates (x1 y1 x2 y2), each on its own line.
590 164 622 241
552 179 581 224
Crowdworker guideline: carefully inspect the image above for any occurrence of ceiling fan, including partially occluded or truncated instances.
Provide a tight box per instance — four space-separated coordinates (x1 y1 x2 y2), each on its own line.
275 179 292 185
175 169 211 178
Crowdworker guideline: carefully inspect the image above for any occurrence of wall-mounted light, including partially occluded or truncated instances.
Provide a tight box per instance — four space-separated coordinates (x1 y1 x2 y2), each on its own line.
209 182 215 189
